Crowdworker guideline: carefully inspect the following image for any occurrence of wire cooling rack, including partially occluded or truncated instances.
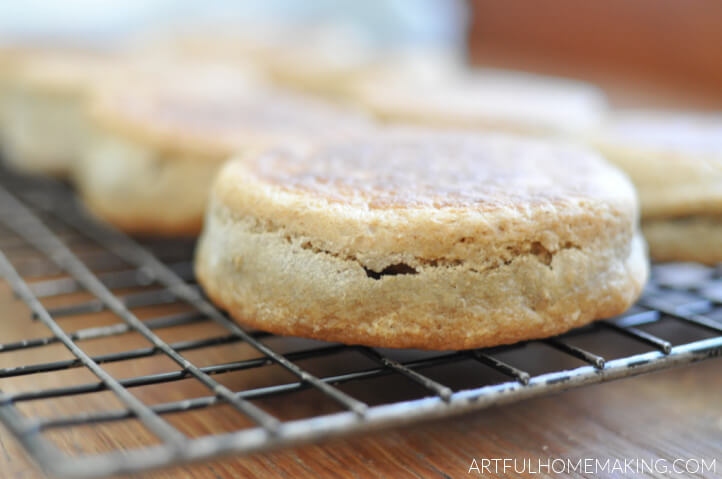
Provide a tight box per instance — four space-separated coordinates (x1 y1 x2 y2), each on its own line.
0 166 721 478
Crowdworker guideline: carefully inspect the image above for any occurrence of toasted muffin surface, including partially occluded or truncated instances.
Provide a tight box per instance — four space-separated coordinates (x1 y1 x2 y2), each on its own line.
90 78 370 157
214 130 638 261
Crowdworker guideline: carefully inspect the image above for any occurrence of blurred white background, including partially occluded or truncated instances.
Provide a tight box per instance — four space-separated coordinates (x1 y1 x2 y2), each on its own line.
0 0 468 51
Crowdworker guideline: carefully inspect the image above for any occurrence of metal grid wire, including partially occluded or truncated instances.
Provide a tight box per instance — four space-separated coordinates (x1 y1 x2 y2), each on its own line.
0 166 721 478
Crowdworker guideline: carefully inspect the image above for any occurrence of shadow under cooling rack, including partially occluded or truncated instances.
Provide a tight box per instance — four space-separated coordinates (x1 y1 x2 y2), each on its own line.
0 167 721 478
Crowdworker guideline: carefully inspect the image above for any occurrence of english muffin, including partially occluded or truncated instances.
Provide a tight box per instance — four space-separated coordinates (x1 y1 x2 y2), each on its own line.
349 68 607 136
142 23 380 100
195 129 647 350
593 111 722 263
0 48 114 176
258 24 379 98
78 73 370 236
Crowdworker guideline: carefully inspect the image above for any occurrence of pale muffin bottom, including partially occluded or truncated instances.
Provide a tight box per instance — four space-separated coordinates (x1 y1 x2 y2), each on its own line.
196 201 648 350
643 216 722 265
74 130 224 236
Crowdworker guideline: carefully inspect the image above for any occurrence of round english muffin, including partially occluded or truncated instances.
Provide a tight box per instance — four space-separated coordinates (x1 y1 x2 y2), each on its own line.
258 24 378 98
593 111 722 263
195 129 647 350
349 68 607 136
79 74 370 236
139 23 380 100
0 47 115 176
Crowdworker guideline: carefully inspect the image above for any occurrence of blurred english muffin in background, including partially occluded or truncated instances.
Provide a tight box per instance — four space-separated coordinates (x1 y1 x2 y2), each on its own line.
592 111 722 264
255 24 382 99
348 67 608 136
0 46 118 176
138 22 455 105
0 43 263 179
77 66 371 236
140 22 380 100
130 23 286 69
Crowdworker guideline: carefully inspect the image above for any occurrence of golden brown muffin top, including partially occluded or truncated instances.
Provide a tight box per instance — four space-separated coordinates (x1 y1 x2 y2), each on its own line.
215 128 639 266
351 68 607 135
90 68 371 158
243 128 633 211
